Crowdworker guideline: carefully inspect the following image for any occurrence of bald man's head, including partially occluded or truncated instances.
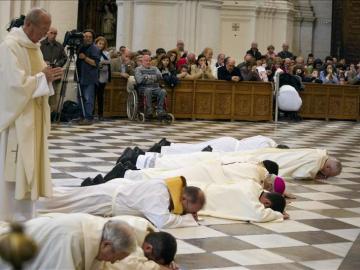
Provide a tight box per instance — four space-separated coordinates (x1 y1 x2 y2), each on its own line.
226 57 236 72
46 26 57 42
23 7 51 43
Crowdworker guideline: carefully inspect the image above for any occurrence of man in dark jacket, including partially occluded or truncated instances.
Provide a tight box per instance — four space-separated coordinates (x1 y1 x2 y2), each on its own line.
76 29 100 124
217 57 243 82
40 27 67 112
246 42 262 60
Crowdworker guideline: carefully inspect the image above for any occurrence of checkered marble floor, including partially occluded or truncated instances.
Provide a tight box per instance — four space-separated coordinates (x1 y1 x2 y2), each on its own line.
49 119 360 270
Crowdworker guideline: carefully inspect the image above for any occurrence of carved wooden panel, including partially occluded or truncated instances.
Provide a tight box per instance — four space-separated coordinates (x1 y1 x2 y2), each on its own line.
214 93 232 116
195 92 213 115
173 92 194 116
253 95 271 117
233 94 252 117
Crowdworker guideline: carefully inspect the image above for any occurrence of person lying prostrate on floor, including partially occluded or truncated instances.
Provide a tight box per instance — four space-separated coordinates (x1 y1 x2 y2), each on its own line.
37 177 205 229
145 135 279 155
111 231 178 270
116 147 341 180
0 213 138 270
78 162 287 221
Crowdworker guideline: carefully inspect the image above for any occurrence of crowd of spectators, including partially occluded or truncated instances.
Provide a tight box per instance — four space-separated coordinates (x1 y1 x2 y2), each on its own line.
40 26 360 123
108 40 360 87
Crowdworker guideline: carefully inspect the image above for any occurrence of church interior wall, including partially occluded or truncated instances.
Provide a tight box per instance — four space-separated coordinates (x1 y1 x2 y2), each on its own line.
0 0 333 62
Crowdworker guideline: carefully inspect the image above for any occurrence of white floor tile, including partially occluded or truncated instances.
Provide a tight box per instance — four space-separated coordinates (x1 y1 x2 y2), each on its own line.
300 259 343 270
314 242 352 257
235 234 307 248
176 240 206 255
289 201 339 210
285 210 328 220
163 226 227 240
214 249 293 265
294 192 345 201
256 220 319 233
326 228 360 241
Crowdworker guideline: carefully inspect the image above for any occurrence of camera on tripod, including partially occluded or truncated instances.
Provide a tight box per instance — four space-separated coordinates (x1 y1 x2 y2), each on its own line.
63 30 84 51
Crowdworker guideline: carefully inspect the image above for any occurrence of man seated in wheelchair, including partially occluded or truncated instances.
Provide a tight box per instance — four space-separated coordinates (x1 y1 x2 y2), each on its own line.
134 55 168 120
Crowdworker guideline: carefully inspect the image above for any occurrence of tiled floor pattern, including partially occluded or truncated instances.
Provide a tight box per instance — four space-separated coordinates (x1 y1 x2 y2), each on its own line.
49 119 360 270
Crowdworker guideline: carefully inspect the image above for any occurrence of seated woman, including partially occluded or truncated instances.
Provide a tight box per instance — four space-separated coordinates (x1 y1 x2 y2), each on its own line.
266 45 277 59
320 64 339 84
157 54 179 88
177 64 192 80
190 54 215 80
201 47 218 78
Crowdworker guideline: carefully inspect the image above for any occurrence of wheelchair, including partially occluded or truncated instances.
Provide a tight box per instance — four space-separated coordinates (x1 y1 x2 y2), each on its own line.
126 88 175 124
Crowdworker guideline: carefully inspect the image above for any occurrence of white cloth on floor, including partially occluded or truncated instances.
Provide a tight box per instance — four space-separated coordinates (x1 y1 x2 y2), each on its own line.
36 179 198 229
160 135 277 155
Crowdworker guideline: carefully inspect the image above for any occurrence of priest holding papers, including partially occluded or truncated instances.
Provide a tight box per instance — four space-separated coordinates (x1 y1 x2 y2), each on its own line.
0 7 63 221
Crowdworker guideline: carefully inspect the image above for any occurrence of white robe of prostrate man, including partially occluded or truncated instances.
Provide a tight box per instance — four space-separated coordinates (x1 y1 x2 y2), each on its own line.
0 213 156 270
160 135 277 155
36 178 198 229
137 135 277 169
148 148 328 180
125 160 283 222
0 27 54 221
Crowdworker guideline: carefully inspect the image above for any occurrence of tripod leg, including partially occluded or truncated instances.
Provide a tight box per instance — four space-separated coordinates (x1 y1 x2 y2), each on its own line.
75 67 86 119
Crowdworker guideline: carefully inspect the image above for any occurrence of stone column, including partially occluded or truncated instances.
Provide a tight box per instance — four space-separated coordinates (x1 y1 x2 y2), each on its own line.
311 0 332 59
293 0 315 57
0 0 12 42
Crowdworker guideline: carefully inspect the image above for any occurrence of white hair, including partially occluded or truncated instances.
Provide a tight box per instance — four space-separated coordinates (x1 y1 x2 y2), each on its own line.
102 220 137 253
24 7 51 25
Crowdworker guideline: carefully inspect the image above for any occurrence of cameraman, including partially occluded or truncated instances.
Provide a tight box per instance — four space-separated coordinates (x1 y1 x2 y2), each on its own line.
76 29 100 125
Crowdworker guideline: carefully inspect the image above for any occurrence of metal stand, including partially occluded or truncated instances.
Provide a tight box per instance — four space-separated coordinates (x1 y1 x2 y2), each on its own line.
274 72 280 123
55 48 86 122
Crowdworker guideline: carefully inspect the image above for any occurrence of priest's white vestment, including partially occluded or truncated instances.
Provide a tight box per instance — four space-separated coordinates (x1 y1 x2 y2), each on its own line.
151 148 328 179
0 27 53 222
36 179 198 229
160 135 277 155
125 161 283 222
0 213 155 270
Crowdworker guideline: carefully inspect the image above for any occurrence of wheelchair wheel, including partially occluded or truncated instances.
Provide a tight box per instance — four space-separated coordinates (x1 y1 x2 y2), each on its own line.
138 112 146 122
127 90 138 120
165 113 175 124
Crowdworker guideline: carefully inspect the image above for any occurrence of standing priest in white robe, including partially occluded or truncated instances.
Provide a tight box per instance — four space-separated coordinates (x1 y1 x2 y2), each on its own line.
0 213 139 270
0 8 63 221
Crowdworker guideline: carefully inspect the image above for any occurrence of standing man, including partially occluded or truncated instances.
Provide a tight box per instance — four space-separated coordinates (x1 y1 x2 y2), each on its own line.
246 42 262 60
278 42 294 59
76 29 100 125
40 26 67 112
0 7 63 222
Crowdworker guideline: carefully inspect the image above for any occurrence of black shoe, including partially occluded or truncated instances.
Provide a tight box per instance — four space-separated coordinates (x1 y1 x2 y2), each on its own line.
123 160 137 170
103 162 128 182
92 174 104 185
158 138 171 147
145 114 153 121
202 145 213 152
277 144 290 149
81 177 94 187
116 147 136 165
133 146 145 156
148 143 162 153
